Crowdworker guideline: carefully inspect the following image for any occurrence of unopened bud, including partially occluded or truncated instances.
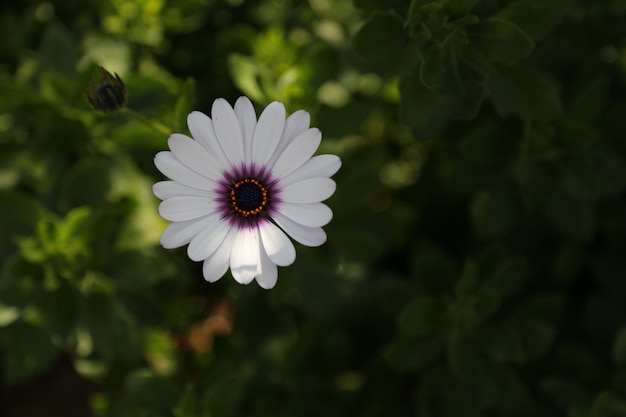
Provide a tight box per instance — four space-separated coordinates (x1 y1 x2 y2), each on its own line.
85 66 127 112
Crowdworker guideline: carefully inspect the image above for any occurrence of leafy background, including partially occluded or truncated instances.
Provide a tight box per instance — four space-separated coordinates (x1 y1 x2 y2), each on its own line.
1 0 626 416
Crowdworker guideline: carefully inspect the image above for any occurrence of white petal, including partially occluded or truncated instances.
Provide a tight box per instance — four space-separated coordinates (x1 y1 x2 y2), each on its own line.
234 96 257 165
160 215 217 249
168 133 222 181
271 128 322 178
202 226 238 282
279 154 342 187
187 111 230 168
259 221 296 267
154 151 215 191
267 109 310 167
158 196 216 222
272 212 328 247
153 181 215 200
187 217 230 262
212 98 244 166
255 245 278 289
252 101 286 166
230 227 260 284
280 178 336 203
276 202 333 227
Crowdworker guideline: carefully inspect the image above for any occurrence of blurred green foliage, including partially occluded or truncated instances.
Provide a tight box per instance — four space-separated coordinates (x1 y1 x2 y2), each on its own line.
1 0 626 416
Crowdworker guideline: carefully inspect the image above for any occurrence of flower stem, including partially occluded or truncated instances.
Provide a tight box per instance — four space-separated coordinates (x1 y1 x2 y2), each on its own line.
121 107 172 136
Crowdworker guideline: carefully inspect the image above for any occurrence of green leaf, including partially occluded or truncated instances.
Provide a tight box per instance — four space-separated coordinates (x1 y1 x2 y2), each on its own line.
516 320 556 360
124 369 180 416
553 243 584 283
174 384 198 417
354 0 410 15
566 75 609 123
60 158 115 209
417 368 483 417
174 77 197 132
488 64 562 120
612 327 626 368
407 1 447 43
445 0 477 16
591 391 626 417
479 324 524 363
228 53 265 103
544 195 595 241
39 23 80 77
447 336 485 383
473 289 501 321
483 256 529 297
470 188 516 239
385 337 443 371
539 378 589 413
352 11 416 76
418 43 448 88
497 0 565 40
467 18 534 64
0 303 20 326
78 293 140 360
104 249 174 290
0 191 44 260
455 258 479 295
201 375 243 417
0 321 60 384
411 243 458 294
398 295 444 337
400 54 487 138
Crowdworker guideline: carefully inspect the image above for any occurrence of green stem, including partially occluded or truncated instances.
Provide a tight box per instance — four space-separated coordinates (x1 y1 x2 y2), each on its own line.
121 108 172 136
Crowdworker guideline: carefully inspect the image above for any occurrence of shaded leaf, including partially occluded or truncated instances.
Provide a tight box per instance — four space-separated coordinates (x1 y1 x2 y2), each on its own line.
488 64 562 120
352 11 416 76
398 295 444 337
467 18 534 64
400 54 487 138
479 324 524 363
497 0 565 40
385 337 443 371
0 321 60 384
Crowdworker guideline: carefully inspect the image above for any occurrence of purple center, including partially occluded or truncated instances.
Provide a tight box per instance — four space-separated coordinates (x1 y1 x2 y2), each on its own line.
217 164 280 228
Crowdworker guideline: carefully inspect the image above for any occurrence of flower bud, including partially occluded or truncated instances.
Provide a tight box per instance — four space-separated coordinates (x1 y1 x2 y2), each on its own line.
85 66 127 112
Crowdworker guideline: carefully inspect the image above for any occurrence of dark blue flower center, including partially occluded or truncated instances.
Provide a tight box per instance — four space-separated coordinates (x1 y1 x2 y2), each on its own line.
230 178 268 217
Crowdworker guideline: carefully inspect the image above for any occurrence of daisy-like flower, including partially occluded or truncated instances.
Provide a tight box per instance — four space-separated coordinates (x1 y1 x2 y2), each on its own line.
152 97 340 289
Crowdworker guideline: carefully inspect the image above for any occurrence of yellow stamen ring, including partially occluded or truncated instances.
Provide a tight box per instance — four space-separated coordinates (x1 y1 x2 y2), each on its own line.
230 178 269 217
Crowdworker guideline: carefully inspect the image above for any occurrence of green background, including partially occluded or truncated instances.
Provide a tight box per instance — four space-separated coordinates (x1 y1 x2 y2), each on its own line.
2 0 626 416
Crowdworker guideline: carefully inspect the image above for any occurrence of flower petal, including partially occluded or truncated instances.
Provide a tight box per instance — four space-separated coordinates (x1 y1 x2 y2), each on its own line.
280 178 336 203
154 151 215 191
259 221 296 267
230 227 260 284
272 212 327 247
187 216 230 262
168 133 222 181
276 202 333 227
255 244 278 289
279 154 342 187
271 128 321 178
153 181 215 200
202 226 238 282
212 98 244 167
234 96 257 165
267 109 310 167
187 111 230 168
160 215 217 249
252 101 286 166
158 196 216 221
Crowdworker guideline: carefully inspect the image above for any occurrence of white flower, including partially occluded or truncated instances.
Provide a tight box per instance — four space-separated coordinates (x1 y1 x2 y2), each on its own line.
152 97 341 289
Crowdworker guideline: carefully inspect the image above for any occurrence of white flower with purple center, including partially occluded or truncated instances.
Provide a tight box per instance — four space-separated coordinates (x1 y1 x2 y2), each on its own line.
152 97 341 289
